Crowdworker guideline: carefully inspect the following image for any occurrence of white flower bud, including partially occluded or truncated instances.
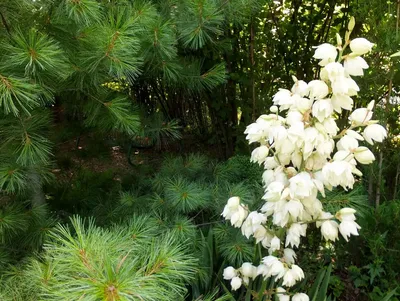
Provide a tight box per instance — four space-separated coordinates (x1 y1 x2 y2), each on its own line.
291 80 309 97
336 33 342 46
283 248 297 265
223 266 237 280
336 208 356 221
277 287 290 301
230 276 242 290
270 236 281 253
241 262 257 278
348 17 355 32
354 146 375 164
251 145 270 165
313 43 338 66
349 107 373 126
308 80 329 99
293 293 310 301
350 38 374 55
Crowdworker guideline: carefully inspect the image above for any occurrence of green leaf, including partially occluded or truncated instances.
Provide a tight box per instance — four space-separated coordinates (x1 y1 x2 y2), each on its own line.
309 266 327 300
390 51 400 58
316 264 332 301
381 288 398 301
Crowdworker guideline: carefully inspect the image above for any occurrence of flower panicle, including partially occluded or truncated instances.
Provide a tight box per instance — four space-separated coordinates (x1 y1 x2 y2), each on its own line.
221 20 386 297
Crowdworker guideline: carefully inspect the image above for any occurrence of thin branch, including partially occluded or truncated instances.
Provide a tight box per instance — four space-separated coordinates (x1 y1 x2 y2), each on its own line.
0 11 11 38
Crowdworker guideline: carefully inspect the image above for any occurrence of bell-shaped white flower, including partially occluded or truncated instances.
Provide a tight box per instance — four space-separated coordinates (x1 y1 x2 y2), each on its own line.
291 79 309 96
320 220 339 241
321 118 339 135
241 262 257 279
313 43 338 66
261 232 275 249
308 80 329 99
222 197 248 228
273 89 293 110
283 248 297 265
335 208 357 221
262 170 275 187
312 99 334 122
262 255 286 279
264 156 280 170
292 293 310 301
349 107 373 126
277 287 290 301
284 199 304 220
222 196 240 218
339 220 361 241
257 264 268 277
282 265 304 287
354 146 375 164
350 38 374 55
292 94 313 113
253 225 269 244
223 266 237 280
286 223 307 248
244 122 266 144
322 161 355 190
241 211 267 238
270 105 279 113
230 276 242 290
363 124 387 145
331 76 360 96
251 145 270 165
331 94 353 113
337 135 359 152
289 172 316 199
346 129 364 141
270 235 281 253
263 181 285 202
344 56 369 76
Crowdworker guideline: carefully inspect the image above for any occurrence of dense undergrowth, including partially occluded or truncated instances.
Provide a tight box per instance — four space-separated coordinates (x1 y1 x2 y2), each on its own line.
0 149 399 300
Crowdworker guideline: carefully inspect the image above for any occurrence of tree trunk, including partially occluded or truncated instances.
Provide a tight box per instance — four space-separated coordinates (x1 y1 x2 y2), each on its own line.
28 171 46 207
393 163 400 200
368 165 374 205
249 18 256 121
375 152 383 209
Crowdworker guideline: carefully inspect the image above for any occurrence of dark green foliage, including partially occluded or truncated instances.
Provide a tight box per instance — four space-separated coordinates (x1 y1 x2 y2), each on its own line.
0 215 197 301
164 177 211 213
344 200 400 299
0 203 29 243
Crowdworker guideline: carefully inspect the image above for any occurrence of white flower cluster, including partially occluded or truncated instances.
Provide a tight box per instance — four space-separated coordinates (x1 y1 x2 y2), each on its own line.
222 29 387 299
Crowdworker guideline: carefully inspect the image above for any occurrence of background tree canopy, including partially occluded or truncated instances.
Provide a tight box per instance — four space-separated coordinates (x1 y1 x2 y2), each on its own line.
0 0 399 300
